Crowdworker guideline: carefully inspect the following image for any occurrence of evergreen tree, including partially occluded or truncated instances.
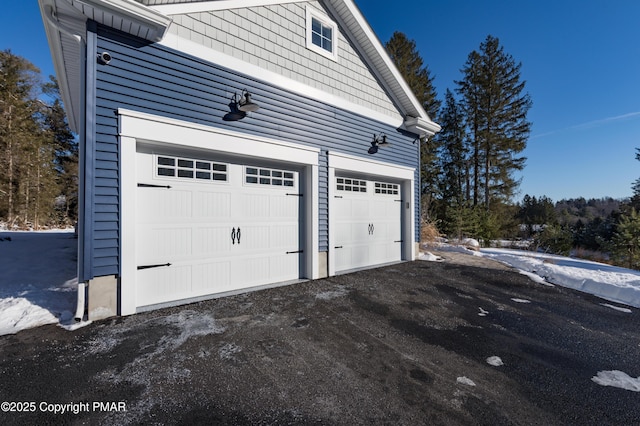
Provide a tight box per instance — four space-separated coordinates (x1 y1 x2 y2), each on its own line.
456 35 532 212
436 89 468 208
43 76 78 222
385 31 440 119
0 51 73 228
0 49 42 225
456 50 483 206
629 148 640 211
611 208 640 270
385 32 440 218
517 194 556 237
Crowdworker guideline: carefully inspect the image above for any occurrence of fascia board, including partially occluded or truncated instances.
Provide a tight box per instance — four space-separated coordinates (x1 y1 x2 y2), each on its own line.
150 0 305 15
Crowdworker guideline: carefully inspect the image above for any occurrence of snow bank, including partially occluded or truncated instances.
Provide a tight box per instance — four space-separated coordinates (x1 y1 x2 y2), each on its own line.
479 248 640 309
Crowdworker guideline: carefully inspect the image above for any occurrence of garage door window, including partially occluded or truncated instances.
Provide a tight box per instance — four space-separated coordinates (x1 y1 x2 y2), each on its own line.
156 155 228 182
336 178 367 193
374 182 399 195
245 167 295 187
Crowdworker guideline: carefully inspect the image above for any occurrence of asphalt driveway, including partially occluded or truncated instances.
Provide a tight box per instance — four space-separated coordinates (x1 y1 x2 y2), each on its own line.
1 258 639 425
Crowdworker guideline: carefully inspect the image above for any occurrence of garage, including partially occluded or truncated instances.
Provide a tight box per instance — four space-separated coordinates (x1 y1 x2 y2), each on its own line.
119 110 320 314
328 151 416 276
134 150 303 308
333 177 402 272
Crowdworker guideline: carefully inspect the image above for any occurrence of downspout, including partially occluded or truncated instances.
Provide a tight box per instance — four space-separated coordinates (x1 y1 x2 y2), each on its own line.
43 3 87 321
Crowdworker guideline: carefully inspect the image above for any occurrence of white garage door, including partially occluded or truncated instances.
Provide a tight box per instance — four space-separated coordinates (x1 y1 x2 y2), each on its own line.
135 151 302 309
333 177 402 272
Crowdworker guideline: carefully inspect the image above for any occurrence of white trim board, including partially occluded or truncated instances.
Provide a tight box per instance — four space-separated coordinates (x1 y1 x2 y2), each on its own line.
328 150 414 179
118 109 320 165
119 110 320 315
158 32 405 129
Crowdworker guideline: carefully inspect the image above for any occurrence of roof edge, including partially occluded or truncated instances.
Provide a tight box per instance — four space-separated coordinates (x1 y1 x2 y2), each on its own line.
79 0 173 42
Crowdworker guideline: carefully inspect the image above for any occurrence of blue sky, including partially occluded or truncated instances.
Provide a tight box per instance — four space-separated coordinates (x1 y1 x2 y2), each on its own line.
3 1 640 202
356 0 640 202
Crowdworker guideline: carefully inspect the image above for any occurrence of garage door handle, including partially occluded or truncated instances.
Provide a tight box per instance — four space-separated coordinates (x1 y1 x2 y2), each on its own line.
231 227 242 244
138 183 171 189
368 224 374 235
137 262 172 270
334 246 343 249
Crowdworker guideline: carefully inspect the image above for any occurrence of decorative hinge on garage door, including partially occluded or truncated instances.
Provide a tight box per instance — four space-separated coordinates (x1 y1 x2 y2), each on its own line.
287 193 303 197
394 240 403 243
137 262 172 270
138 183 172 189
286 250 304 254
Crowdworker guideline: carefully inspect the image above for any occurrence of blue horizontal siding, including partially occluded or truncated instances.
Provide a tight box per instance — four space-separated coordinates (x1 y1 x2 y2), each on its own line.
87 25 420 278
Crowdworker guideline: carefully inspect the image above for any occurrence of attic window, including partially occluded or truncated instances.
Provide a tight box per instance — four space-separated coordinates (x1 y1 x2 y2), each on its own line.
306 7 338 61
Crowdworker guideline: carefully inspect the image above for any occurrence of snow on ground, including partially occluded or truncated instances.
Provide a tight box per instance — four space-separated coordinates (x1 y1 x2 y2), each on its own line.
592 371 640 392
456 376 476 387
479 248 640 309
0 230 89 336
486 356 504 367
420 245 640 309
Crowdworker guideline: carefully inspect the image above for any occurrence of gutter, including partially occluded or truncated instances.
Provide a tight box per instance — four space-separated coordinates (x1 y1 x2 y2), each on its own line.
43 5 85 43
404 116 442 139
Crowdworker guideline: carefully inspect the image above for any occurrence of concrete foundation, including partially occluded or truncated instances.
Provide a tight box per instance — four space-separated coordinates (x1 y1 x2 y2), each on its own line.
88 275 118 320
318 251 328 278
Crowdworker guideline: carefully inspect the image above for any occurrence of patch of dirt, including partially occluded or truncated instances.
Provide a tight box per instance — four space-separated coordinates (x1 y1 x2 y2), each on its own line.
426 248 513 271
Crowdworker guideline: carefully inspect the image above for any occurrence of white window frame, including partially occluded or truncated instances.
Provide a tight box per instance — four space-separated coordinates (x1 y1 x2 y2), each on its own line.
154 154 229 183
306 6 339 61
243 166 297 188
